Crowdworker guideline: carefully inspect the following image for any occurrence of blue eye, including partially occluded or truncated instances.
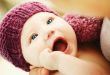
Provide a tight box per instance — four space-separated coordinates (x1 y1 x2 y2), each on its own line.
31 34 38 40
47 18 53 24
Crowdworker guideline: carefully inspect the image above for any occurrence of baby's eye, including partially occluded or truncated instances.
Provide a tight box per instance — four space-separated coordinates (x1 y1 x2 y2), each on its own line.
47 17 54 24
31 34 38 40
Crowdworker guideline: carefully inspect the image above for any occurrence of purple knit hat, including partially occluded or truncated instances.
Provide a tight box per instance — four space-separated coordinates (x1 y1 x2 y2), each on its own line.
64 14 103 43
0 2 56 71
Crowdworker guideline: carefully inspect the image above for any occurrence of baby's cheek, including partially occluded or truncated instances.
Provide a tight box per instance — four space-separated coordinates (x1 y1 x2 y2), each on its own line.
22 47 42 67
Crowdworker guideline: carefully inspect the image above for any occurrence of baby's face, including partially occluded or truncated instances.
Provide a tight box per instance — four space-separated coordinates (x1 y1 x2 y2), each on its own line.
21 12 77 67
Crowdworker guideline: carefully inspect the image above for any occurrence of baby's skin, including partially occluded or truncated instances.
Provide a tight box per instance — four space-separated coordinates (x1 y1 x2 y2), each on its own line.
30 43 110 75
21 12 110 75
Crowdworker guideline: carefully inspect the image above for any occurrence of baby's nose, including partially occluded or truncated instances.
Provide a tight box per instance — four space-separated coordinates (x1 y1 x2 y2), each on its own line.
45 30 55 40
48 30 55 38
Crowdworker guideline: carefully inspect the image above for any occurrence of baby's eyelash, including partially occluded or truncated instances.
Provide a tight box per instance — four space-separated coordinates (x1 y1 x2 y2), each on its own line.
47 17 54 24
29 33 38 43
31 34 38 40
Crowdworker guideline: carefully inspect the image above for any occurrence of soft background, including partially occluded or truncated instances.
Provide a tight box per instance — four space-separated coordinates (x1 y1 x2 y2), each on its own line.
0 0 54 20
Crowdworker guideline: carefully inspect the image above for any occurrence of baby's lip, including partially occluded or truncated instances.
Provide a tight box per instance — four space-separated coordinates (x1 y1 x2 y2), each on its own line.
52 37 68 53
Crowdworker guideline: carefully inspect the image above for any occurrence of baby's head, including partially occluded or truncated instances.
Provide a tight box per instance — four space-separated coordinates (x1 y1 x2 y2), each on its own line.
0 2 77 71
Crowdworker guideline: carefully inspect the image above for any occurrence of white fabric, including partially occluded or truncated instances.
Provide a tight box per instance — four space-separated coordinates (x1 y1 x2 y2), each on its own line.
0 56 28 75
100 17 110 61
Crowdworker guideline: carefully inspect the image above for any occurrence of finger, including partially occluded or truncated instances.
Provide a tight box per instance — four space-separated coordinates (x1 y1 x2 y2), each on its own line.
40 49 63 70
29 68 41 75
39 49 52 69
41 68 49 75
29 68 49 75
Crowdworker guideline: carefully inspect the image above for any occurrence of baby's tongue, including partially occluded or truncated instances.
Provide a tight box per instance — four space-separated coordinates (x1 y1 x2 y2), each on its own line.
53 40 67 52
54 43 66 52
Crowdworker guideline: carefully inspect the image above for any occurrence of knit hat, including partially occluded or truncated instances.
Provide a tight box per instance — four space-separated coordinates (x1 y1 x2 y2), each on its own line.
64 14 103 43
0 2 56 71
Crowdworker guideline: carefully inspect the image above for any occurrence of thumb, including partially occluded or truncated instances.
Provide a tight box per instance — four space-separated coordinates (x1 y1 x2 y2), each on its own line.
41 68 49 75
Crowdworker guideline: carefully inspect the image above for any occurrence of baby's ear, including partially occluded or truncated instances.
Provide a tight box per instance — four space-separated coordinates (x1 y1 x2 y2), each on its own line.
100 17 110 62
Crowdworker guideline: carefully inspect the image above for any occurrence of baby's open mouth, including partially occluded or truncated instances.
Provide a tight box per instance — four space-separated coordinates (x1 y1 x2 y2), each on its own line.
52 37 68 52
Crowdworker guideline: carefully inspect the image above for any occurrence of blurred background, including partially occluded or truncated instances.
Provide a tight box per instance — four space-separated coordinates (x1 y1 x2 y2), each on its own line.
0 0 110 20
0 0 54 20
0 0 110 75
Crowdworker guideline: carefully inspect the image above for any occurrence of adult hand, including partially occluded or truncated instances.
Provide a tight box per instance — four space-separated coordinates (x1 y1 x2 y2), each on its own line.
29 67 49 75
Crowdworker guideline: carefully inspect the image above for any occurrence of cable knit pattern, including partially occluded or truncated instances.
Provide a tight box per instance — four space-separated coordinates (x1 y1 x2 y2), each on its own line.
0 2 56 71
64 14 103 43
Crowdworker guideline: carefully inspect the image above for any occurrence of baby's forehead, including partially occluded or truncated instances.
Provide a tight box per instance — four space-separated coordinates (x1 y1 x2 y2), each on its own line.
29 12 56 20
24 12 49 24
24 12 57 26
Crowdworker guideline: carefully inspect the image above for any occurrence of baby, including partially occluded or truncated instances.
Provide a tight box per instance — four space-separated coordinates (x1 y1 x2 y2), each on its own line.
0 2 110 75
